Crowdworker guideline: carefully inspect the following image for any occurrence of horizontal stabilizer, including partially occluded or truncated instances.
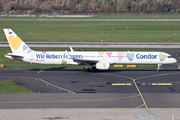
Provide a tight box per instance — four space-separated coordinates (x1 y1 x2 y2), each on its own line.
5 53 25 58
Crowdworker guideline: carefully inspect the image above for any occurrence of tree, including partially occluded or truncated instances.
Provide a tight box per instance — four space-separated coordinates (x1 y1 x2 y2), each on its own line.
116 1 121 13
3 3 10 13
0 1 3 11
176 8 180 13
121 0 131 12
130 1 138 13
78 0 90 12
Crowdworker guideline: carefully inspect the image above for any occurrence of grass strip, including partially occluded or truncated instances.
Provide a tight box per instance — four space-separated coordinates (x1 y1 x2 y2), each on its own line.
0 21 179 43
0 81 36 93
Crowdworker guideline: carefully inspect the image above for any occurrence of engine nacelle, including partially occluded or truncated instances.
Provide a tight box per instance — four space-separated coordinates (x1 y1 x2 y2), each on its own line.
96 61 110 70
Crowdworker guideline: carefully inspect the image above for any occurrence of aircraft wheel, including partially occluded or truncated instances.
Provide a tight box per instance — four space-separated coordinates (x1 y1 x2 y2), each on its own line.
83 68 91 72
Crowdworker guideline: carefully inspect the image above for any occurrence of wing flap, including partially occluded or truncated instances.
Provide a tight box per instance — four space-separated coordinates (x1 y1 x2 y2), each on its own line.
73 58 98 65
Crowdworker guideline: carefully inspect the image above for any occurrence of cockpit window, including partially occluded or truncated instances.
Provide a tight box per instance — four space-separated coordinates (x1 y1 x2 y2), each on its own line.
167 56 173 58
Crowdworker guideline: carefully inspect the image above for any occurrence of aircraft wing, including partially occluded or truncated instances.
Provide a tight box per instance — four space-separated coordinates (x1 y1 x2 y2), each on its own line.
65 49 98 65
73 58 98 65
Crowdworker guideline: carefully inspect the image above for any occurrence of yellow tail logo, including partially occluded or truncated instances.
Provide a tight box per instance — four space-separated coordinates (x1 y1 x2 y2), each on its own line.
8 36 22 50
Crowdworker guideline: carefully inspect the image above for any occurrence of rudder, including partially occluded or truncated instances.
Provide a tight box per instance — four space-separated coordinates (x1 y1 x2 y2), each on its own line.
3 29 31 53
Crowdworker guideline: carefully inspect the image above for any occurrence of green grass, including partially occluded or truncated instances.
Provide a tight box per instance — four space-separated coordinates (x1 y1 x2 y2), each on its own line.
0 21 180 43
0 81 36 93
1 15 180 19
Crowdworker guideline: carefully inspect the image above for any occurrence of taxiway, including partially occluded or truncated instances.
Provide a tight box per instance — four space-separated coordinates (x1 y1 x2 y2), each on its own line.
0 68 180 109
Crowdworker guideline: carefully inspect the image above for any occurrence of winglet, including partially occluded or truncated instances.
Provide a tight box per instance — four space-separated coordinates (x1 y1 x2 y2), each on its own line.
70 46 74 52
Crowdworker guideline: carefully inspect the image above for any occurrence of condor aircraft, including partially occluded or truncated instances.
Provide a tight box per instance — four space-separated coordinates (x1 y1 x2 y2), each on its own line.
3 29 177 72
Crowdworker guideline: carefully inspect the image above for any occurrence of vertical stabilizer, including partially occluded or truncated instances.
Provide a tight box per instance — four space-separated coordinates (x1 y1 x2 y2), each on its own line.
3 29 32 54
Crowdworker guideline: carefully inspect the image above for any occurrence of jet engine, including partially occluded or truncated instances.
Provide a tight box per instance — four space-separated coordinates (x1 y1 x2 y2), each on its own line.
96 61 110 70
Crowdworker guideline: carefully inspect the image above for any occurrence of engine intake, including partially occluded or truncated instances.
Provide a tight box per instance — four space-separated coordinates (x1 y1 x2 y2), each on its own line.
96 61 110 70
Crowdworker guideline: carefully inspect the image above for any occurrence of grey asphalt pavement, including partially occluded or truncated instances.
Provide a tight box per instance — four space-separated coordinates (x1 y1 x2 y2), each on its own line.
1 42 180 48
0 68 180 109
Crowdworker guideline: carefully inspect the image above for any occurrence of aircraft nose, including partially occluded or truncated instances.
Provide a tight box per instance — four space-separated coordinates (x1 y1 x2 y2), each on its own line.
173 58 177 63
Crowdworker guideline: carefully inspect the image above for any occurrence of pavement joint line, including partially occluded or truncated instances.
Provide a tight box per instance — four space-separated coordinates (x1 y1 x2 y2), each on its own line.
1 109 8 120
20 109 27 120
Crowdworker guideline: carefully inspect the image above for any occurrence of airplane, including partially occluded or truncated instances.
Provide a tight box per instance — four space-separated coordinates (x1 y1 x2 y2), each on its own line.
3 28 177 72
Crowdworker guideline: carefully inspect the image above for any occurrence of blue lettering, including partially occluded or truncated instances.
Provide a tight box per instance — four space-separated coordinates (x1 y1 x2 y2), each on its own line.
57 55 62 59
37 54 81 59
136 54 140 59
70 55 83 59
79 55 82 59
36 54 41 59
36 54 44 59
63 54 67 59
46 54 51 59
136 53 157 59
45 54 62 59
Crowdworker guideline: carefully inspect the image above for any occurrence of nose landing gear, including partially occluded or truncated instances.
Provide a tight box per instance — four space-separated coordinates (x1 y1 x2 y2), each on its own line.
157 64 162 72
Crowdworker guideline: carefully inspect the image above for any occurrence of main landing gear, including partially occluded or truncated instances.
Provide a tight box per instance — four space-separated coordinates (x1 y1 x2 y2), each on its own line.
83 68 91 72
83 64 91 72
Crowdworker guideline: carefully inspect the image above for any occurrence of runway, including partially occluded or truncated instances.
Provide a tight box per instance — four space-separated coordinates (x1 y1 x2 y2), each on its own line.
1 19 180 21
1 42 180 48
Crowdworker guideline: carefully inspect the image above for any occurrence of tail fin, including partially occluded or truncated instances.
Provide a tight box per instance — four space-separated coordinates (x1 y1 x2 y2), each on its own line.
3 29 31 53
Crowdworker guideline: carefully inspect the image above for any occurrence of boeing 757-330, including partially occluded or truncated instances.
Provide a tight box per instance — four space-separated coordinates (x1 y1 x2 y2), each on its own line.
3 29 177 72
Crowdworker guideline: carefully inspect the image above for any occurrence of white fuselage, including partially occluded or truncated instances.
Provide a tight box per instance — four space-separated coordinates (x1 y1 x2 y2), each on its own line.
20 51 176 65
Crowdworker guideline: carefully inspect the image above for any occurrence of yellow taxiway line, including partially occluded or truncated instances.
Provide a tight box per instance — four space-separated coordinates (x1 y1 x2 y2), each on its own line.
152 83 172 85
38 69 42 74
112 83 132 85
112 83 172 86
